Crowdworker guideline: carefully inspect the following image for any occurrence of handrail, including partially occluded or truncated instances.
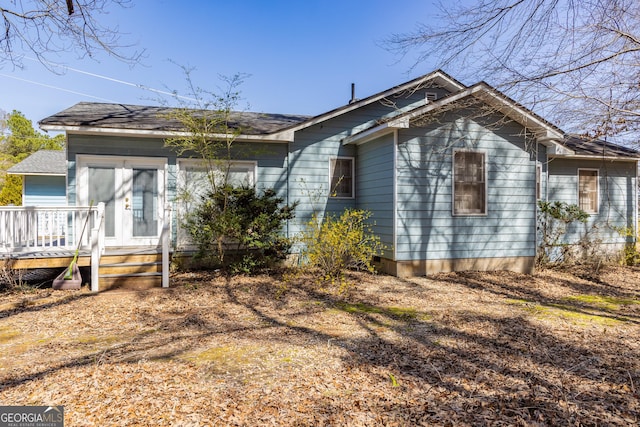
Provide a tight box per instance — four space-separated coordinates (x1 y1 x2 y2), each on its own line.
0 205 101 252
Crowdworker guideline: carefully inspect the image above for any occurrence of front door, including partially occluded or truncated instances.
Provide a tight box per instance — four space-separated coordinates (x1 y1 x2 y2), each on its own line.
78 156 166 247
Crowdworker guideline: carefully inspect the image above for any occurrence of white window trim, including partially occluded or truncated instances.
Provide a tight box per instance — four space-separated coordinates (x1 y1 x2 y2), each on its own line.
329 156 355 199
577 168 599 214
452 149 488 216
536 164 542 200
175 159 257 249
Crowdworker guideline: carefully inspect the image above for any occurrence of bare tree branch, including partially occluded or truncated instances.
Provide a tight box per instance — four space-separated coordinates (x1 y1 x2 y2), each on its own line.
0 0 143 69
386 0 640 143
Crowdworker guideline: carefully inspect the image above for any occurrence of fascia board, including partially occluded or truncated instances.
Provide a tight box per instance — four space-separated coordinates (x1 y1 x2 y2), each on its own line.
384 84 563 140
42 125 294 143
548 154 640 162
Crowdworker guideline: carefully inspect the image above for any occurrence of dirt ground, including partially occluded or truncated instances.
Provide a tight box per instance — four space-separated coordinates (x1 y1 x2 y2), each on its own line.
0 265 639 426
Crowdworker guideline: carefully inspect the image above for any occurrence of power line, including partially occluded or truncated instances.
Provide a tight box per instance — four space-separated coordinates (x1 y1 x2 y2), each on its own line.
0 73 117 102
24 57 198 102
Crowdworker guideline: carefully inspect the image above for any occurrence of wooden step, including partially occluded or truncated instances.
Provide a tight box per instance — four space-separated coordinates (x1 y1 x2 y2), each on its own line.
100 253 163 264
98 272 162 291
98 254 164 290
99 261 162 275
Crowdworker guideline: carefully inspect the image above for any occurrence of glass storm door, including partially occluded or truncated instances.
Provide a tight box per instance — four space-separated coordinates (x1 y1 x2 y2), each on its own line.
80 157 165 247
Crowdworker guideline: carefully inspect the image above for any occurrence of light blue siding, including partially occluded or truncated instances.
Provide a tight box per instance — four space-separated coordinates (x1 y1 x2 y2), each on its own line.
356 133 395 258
67 135 174 207
287 92 432 239
23 175 66 206
394 113 538 262
547 158 637 247
67 134 290 244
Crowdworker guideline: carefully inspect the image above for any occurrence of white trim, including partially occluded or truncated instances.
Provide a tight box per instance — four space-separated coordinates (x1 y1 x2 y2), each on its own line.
176 158 258 187
577 168 599 214
342 122 402 146
329 156 355 199
77 154 168 246
452 149 488 216
7 172 66 176
39 126 295 143
344 83 563 147
393 129 399 261
549 154 639 162
536 164 542 200
392 83 562 140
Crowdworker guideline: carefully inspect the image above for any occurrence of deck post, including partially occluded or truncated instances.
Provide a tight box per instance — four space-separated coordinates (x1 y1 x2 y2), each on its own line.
90 228 99 292
162 205 171 288
90 203 105 292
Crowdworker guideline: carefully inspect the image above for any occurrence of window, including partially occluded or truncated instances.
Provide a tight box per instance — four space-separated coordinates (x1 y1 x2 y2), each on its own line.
453 151 486 215
176 160 256 246
177 160 255 202
330 157 354 198
578 169 598 213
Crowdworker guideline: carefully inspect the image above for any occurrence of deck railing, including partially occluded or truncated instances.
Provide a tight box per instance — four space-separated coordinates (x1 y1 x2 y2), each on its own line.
0 205 104 252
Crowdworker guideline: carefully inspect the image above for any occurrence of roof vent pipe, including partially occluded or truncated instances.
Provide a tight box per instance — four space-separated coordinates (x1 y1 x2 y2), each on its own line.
349 83 357 104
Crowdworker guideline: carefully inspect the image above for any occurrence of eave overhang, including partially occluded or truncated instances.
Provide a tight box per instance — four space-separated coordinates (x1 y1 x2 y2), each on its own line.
39 124 295 143
6 171 66 176
343 82 565 146
548 153 640 162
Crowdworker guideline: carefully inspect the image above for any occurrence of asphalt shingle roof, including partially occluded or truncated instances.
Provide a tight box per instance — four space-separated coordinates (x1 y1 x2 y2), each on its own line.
7 150 66 175
563 135 640 158
39 102 311 135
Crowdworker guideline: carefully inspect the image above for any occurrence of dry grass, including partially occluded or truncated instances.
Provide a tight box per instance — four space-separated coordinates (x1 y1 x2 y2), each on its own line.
1 265 639 426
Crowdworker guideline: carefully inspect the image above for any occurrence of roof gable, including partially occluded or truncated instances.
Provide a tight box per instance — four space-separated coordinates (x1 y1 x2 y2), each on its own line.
343 82 564 145
281 70 466 134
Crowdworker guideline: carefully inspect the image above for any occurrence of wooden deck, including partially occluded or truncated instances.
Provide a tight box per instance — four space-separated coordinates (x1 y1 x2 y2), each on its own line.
1 247 170 291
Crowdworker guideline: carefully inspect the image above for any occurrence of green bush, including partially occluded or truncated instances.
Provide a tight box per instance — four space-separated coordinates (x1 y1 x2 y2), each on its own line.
301 209 385 281
184 185 296 273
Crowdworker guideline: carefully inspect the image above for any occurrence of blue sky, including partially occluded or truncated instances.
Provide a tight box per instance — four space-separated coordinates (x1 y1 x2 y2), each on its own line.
1 0 441 129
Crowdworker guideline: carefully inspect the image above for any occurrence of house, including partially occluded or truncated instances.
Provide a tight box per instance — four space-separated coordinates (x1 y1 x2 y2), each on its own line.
6 70 639 284
7 149 67 206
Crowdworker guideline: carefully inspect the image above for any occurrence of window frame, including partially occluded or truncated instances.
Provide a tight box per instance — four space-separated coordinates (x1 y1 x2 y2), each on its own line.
177 159 257 189
329 156 355 199
452 149 487 216
175 159 257 248
577 168 599 214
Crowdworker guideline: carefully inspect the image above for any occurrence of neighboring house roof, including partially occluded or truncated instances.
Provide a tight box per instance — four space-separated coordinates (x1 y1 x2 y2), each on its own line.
7 150 66 176
39 102 311 136
561 135 640 159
